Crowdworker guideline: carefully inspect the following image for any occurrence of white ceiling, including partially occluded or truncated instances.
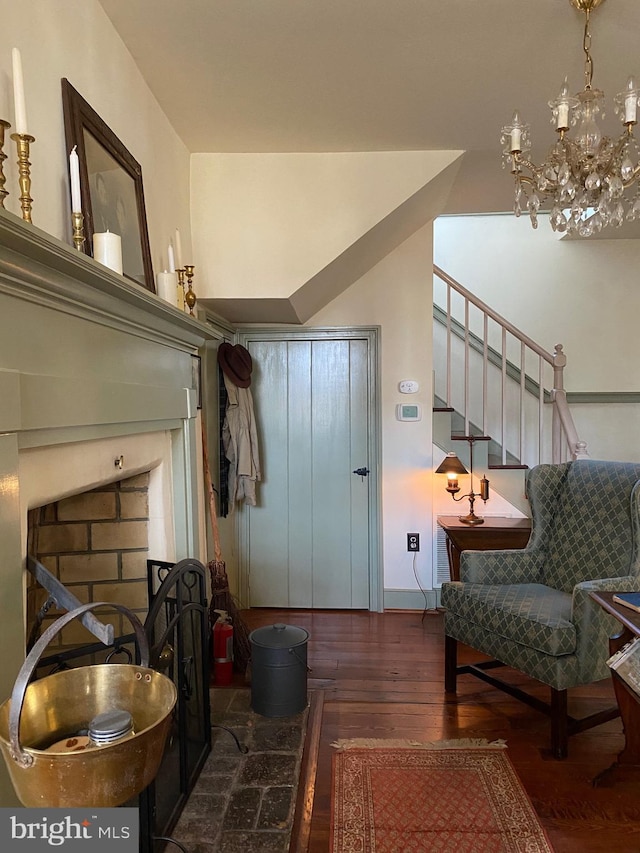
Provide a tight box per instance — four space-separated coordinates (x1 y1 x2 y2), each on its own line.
98 0 640 220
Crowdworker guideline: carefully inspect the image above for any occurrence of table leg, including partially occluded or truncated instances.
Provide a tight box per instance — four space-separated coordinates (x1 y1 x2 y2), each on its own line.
593 626 640 786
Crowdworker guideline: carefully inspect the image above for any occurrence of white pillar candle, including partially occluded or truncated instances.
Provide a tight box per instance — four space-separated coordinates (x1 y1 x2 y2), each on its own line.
93 231 123 275
174 228 183 269
168 243 175 273
12 48 28 135
156 271 177 305
69 146 82 213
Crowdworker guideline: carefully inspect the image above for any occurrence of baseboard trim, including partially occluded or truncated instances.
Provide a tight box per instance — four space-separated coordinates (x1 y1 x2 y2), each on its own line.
383 589 441 610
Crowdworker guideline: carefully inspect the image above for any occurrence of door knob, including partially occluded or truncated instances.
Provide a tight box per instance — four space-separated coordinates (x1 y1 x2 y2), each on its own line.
352 467 370 478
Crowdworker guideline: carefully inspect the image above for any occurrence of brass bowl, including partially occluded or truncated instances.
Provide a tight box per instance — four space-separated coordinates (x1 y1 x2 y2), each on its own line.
0 663 176 807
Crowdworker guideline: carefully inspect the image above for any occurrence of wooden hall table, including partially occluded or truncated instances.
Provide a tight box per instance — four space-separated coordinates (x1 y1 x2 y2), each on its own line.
437 516 532 582
590 590 640 785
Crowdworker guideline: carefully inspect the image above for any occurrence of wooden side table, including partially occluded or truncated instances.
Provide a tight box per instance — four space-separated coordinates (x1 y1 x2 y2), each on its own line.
437 516 532 582
590 590 640 785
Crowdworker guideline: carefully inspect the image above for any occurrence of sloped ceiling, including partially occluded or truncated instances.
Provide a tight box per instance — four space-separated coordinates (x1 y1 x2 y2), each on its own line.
97 0 640 320
99 0 640 218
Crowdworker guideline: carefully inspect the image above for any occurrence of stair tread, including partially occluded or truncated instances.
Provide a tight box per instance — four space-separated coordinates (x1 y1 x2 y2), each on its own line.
488 463 529 470
451 434 491 441
433 406 455 413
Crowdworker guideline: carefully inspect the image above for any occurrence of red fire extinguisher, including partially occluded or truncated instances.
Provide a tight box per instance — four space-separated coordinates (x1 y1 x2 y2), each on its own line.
213 609 233 685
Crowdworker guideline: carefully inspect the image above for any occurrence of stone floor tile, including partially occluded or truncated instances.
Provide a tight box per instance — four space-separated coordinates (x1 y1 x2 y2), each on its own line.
200 752 241 776
222 786 262 829
240 752 297 786
217 830 290 853
191 774 236 796
179 792 226 819
252 722 303 751
257 786 295 829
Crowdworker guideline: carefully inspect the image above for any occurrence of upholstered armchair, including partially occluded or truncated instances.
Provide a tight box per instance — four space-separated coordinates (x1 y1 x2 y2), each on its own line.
441 459 640 758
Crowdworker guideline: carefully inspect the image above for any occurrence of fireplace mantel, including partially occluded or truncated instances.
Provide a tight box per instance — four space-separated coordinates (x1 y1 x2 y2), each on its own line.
0 210 225 806
0 209 220 351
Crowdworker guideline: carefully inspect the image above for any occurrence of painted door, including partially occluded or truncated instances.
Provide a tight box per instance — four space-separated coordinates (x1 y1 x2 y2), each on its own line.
240 333 376 609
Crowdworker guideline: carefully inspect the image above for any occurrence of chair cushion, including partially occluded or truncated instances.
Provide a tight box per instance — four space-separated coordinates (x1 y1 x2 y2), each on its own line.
441 582 575 656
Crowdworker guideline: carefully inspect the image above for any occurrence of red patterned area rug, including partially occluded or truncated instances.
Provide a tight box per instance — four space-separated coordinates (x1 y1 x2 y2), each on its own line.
330 738 554 853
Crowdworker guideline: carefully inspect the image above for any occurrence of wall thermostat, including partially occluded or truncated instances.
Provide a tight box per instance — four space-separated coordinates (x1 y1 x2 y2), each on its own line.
398 380 419 394
396 403 422 422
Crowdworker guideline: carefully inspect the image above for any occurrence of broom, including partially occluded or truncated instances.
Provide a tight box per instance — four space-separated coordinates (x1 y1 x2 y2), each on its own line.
202 419 251 675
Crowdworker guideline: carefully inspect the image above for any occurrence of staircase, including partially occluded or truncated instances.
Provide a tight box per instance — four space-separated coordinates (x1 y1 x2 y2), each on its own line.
433 265 588 514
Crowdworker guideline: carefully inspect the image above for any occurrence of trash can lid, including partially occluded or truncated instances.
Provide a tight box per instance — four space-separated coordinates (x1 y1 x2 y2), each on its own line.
249 623 309 649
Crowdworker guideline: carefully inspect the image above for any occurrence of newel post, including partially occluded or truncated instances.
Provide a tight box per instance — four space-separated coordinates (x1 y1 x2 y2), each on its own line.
552 344 566 392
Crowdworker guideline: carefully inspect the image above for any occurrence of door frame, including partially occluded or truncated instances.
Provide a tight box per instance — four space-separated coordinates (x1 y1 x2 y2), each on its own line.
235 325 382 612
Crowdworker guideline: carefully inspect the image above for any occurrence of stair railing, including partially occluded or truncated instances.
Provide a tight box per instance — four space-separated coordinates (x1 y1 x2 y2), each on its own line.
433 265 588 466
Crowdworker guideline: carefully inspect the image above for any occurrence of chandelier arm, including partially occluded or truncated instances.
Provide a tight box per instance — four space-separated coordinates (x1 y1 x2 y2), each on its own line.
582 7 593 90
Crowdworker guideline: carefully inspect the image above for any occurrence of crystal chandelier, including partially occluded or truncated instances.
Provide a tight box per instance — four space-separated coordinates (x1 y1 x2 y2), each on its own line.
501 0 640 236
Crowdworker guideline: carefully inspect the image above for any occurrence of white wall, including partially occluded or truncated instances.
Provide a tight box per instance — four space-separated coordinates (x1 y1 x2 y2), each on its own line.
309 225 434 594
190 151 461 300
3 0 191 277
434 214 640 392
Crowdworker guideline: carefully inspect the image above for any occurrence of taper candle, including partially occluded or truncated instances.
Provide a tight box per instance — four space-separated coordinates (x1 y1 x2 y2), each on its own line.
174 228 183 269
93 230 123 275
168 243 175 273
11 48 28 136
69 146 82 213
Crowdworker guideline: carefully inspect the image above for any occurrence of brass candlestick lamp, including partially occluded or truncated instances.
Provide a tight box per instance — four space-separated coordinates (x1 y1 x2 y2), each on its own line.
435 438 490 526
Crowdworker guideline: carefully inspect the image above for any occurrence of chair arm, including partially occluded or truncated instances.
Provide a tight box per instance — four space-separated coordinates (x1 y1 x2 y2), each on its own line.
572 577 638 681
459 549 545 585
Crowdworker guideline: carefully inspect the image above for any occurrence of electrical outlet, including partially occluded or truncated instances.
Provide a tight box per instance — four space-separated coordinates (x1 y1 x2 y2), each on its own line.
407 533 420 552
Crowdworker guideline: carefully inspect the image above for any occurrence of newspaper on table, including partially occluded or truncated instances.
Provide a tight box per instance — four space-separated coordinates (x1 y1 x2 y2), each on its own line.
607 635 640 696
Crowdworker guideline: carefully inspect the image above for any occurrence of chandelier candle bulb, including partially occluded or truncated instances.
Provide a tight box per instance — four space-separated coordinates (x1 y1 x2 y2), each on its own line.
555 79 571 129
11 48 27 136
624 77 638 124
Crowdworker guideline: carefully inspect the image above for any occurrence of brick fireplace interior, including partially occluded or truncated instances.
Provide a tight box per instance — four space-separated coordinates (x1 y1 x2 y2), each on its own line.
27 471 152 654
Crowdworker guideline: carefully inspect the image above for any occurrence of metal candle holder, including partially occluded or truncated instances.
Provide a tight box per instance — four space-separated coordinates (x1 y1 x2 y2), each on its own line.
184 264 197 316
10 132 35 223
71 211 85 252
0 120 10 209
176 268 186 311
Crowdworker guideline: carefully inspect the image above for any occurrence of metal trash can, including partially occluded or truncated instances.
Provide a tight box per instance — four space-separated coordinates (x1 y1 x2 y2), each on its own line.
249 623 309 717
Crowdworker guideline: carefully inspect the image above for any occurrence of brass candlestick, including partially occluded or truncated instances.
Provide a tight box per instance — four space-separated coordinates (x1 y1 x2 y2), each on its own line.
11 132 35 223
176 268 186 311
0 120 10 208
71 211 85 251
184 264 197 316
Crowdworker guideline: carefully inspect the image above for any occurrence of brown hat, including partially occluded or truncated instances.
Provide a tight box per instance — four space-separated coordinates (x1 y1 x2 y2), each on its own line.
217 342 253 388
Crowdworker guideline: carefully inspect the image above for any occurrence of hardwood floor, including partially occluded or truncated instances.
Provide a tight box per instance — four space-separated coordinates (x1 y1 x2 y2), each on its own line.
241 607 640 853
